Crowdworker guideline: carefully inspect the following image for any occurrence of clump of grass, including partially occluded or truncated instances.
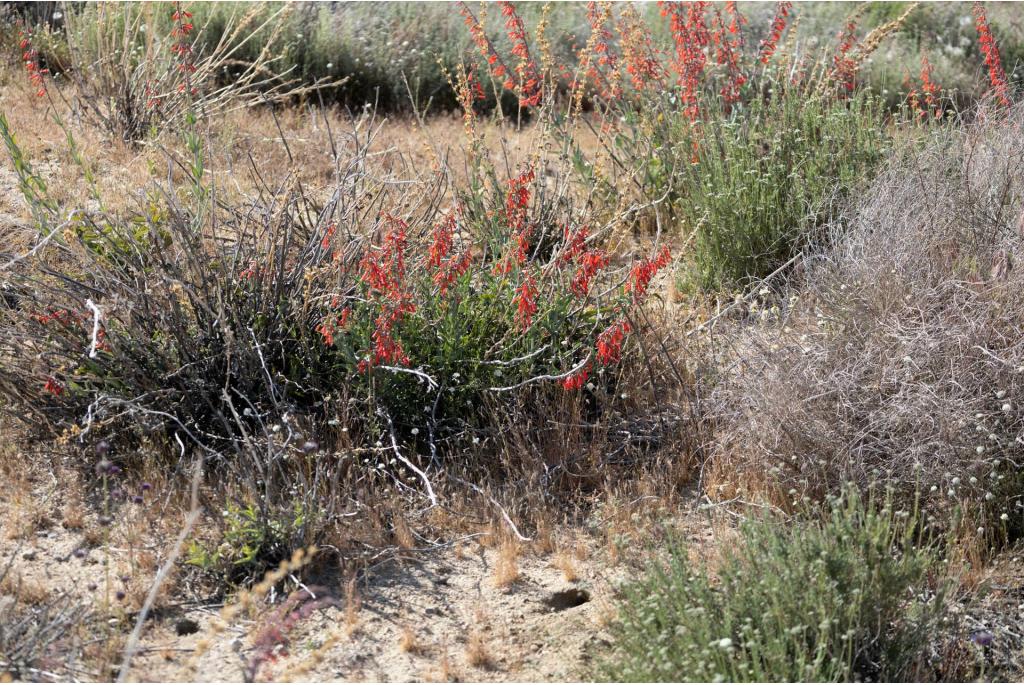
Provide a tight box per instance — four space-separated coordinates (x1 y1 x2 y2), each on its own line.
464 629 492 669
601 487 948 683
398 622 420 655
552 549 579 583
673 88 892 289
492 539 520 588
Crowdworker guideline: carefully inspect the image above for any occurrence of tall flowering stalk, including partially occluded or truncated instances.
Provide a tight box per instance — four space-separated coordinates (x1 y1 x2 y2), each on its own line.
495 167 536 274
358 215 416 369
832 16 860 93
973 2 1011 107
711 3 747 104
18 24 49 98
170 3 197 96
461 3 512 98
759 1 792 65
626 247 672 303
575 1 621 106
908 53 943 120
560 225 610 298
425 211 473 296
617 4 664 94
500 1 543 108
513 273 539 330
663 1 710 121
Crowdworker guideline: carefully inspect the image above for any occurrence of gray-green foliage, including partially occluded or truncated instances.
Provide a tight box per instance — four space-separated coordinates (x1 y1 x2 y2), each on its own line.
672 89 891 290
602 488 947 682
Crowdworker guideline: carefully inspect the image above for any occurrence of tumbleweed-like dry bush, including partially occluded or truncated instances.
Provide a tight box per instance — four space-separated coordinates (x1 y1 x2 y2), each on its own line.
711 102 1024 543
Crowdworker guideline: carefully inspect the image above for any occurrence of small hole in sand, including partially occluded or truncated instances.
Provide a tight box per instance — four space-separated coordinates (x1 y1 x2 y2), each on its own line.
545 588 590 611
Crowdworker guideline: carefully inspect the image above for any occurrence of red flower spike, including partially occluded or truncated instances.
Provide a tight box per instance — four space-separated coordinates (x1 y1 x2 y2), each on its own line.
513 274 539 330
974 2 1011 107
759 1 792 65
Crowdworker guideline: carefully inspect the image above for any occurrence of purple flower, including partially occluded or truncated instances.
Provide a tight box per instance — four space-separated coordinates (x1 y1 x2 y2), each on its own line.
141 482 152 491
971 630 994 647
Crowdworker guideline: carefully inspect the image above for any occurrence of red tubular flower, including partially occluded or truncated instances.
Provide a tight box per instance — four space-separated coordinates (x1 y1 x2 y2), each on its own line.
571 249 610 298
316 307 352 347
491 1 543 108
974 2 1011 107
44 377 63 396
759 1 792 65
320 223 336 250
910 53 943 120
832 17 860 93
562 225 609 298
616 5 663 94
171 2 197 92
562 363 590 391
712 4 747 104
662 1 710 120
513 273 539 330
17 26 49 97
358 215 416 368
625 246 671 302
596 319 632 365
426 213 456 269
426 212 473 295
495 168 536 274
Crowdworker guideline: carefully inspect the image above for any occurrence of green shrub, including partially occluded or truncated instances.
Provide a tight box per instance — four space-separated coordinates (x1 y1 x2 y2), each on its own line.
186 500 309 585
675 89 892 289
602 488 947 683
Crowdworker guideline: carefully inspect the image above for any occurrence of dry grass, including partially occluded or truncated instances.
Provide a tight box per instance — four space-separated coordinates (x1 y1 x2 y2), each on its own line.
343 575 361 638
492 540 521 588
464 628 493 669
0 570 49 606
398 622 420 655
392 510 416 551
552 550 580 583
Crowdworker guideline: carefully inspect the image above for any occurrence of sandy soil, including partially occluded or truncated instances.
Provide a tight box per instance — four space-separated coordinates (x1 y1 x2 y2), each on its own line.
0 459 722 683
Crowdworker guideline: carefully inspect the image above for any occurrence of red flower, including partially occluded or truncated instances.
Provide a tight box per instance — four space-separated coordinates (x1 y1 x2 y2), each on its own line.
562 225 609 298
831 17 860 93
18 26 48 98
316 307 352 347
495 168 536 274
513 273 539 330
625 246 671 302
321 223 336 250
974 2 1011 107
909 53 943 120
596 319 631 365
712 3 747 104
358 215 416 369
662 1 710 121
44 377 63 396
499 1 543 108
562 364 590 391
759 1 792 65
